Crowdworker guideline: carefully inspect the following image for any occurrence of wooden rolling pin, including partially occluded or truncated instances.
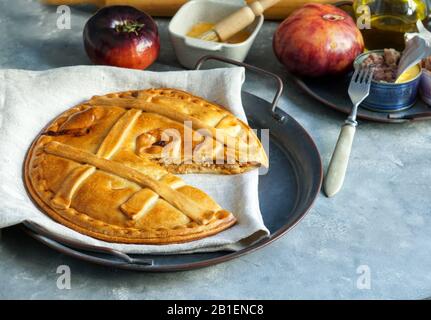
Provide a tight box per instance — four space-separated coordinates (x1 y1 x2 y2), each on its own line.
42 0 185 16
43 0 341 19
246 0 341 19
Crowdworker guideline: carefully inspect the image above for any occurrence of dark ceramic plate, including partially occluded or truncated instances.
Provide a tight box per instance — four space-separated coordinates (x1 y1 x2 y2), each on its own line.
23 90 323 272
290 0 431 123
293 74 431 123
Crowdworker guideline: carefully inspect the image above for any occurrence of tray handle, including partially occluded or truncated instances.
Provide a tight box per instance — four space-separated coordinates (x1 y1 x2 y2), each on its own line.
195 55 286 122
388 111 431 121
23 221 153 266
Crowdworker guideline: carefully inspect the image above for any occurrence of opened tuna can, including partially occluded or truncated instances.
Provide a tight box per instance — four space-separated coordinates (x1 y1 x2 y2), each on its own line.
353 50 422 113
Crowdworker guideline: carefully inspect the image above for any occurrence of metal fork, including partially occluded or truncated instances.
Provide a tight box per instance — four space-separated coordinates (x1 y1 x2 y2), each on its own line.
324 66 374 197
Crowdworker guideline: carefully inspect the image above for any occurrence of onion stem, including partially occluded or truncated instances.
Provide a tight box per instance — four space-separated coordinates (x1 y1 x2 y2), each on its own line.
115 20 145 35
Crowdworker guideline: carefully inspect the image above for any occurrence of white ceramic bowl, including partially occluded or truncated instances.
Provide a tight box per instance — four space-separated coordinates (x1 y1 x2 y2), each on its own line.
168 0 264 69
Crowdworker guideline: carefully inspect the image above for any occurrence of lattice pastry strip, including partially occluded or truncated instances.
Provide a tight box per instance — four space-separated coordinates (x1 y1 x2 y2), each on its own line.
120 174 186 221
44 142 214 225
51 109 141 209
90 95 267 167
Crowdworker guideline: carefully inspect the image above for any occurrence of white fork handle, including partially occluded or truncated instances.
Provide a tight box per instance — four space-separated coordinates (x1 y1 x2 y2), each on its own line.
324 124 356 198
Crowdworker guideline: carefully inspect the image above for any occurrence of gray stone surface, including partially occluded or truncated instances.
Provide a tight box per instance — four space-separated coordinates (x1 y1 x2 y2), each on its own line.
1 0 431 300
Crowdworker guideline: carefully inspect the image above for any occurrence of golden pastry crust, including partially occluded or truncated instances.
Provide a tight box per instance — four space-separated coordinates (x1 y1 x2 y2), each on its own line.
24 88 267 244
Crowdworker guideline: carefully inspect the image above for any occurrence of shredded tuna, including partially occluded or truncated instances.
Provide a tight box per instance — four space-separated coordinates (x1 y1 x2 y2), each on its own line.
422 56 431 71
361 49 401 83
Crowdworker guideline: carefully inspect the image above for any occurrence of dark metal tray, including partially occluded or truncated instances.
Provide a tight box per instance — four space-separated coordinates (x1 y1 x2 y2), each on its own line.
22 57 323 272
293 74 431 124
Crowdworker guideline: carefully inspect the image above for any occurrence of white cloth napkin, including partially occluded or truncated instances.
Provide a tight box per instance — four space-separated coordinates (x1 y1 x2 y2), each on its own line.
0 65 269 254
